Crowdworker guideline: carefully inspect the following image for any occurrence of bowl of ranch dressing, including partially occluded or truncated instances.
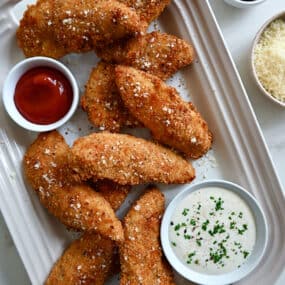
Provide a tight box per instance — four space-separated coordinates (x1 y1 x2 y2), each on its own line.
161 180 268 285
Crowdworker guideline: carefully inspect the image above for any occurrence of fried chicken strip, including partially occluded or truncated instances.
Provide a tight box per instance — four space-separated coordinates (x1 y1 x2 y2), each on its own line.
45 233 117 285
17 0 146 58
45 180 129 285
81 62 140 132
115 66 212 158
95 180 130 211
23 131 124 241
118 0 170 23
96 31 194 80
82 32 195 131
120 187 175 285
68 132 195 185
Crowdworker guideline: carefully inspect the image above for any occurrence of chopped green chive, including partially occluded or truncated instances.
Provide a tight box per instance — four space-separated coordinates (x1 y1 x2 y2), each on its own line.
230 221 236 229
208 224 226 236
196 239 202 246
202 220 210 231
215 198 224 211
182 208 190 216
209 243 227 264
186 251 196 264
237 224 248 235
188 252 196 258
243 251 249 259
174 224 181 231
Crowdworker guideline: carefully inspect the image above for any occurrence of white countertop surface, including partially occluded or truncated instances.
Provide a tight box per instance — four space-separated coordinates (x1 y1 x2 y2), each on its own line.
0 0 284 284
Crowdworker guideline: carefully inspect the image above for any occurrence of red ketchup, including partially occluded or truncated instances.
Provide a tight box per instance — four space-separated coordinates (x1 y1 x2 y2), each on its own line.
14 67 73 125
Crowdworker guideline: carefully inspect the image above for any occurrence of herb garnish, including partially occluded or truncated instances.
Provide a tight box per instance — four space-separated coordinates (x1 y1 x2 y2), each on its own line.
202 220 210 231
182 208 189 216
186 252 196 264
209 242 227 264
243 251 249 259
215 197 224 211
174 224 181 231
208 224 226 236
196 238 202 246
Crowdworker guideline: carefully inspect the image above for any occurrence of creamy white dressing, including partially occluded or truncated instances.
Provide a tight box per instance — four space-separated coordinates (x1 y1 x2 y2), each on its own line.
169 187 256 274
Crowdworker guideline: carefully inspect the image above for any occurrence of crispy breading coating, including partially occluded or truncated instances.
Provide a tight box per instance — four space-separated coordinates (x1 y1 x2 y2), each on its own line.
118 0 170 23
95 180 130 211
68 132 195 185
83 32 195 131
45 232 117 285
115 66 212 158
120 187 175 285
81 62 140 132
96 31 195 80
23 131 124 241
45 180 128 285
17 0 146 58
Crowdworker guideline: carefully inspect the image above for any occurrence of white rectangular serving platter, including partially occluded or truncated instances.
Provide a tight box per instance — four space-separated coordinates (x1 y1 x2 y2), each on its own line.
0 0 284 284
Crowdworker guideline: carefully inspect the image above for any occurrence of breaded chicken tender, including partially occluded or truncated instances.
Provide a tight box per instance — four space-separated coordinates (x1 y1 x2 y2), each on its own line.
83 32 195 131
96 31 194 80
95 180 130 211
23 131 124 241
120 187 175 285
45 180 128 285
17 0 146 58
68 132 195 185
115 66 212 158
118 0 170 23
46 233 117 285
81 62 140 132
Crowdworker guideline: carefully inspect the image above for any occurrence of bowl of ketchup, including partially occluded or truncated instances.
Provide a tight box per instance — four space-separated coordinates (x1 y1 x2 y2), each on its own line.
2 56 79 132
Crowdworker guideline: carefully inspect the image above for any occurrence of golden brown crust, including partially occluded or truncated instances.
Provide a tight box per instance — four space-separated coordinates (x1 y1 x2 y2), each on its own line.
45 232 117 285
118 0 171 23
96 31 195 80
17 0 146 58
95 180 131 211
68 132 195 185
120 187 175 285
45 169 129 285
23 131 124 241
84 32 195 131
81 62 140 132
115 66 212 158
45 179 129 285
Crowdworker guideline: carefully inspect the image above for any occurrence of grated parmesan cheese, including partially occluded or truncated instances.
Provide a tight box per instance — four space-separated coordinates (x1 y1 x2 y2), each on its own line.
254 19 285 102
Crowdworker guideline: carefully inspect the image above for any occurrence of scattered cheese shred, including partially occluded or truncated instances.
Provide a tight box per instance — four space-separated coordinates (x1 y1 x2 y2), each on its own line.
254 19 285 102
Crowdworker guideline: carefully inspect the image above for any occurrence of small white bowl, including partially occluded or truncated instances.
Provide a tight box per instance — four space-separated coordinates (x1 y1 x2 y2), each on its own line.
2 56 79 132
161 180 268 285
224 0 267 8
251 12 285 107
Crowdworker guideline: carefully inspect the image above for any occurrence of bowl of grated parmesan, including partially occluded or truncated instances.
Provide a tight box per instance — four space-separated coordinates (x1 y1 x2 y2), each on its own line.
252 12 285 107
